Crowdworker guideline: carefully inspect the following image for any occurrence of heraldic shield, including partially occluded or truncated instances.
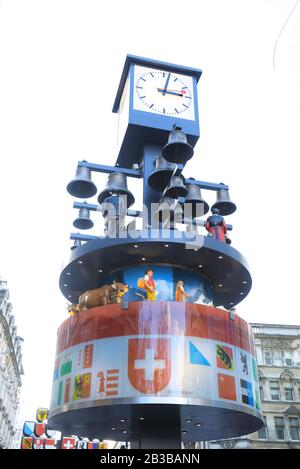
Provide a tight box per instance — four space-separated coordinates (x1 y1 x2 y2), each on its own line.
128 338 171 394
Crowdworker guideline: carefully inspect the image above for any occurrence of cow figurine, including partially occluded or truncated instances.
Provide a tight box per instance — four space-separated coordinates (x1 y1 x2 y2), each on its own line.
78 281 128 312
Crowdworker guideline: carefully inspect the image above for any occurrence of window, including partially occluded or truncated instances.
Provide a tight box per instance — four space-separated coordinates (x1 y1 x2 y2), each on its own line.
264 349 272 365
270 381 280 400
289 417 300 441
285 388 294 401
259 385 264 401
284 351 293 367
273 350 283 366
274 417 285 440
257 416 268 439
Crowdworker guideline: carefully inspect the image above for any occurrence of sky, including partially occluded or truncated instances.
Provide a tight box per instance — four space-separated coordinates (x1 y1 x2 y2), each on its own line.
0 0 300 426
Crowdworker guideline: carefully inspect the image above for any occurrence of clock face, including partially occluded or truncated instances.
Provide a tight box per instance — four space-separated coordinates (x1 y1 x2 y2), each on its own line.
133 65 195 121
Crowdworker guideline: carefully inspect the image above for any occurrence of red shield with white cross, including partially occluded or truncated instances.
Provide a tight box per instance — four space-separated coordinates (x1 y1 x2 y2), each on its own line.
128 338 171 394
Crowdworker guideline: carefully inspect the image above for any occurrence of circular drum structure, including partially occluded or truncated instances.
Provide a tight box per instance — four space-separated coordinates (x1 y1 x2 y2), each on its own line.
48 301 262 443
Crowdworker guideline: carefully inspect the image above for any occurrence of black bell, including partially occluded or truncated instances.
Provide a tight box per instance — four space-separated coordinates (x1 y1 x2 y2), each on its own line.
164 174 188 199
148 155 177 191
98 172 135 207
70 238 82 250
67 161 97 198
73 203 94 230
211 185 237 216
161 127 194 164
183 183 209 217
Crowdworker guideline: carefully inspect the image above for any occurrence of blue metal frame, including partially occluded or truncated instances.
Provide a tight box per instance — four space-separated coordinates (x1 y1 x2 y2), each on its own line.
112 55 202 168
113 54 202 113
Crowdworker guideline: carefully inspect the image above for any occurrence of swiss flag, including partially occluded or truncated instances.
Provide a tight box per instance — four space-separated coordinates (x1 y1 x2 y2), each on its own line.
61 437 76 449
128 338 171 394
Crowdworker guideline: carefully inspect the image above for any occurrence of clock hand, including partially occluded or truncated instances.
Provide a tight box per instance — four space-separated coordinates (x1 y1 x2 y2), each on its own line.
162 72 171 96
157 88 184 97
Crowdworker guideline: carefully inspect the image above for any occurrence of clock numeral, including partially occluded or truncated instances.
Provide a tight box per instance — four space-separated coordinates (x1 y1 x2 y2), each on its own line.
139 96 146 99
149 104 154 109
150 72 154 77
182 104 189 108
163 108 166 114
174 108 179 114
173 77 178 82
140 77 146 82
136 86 143 89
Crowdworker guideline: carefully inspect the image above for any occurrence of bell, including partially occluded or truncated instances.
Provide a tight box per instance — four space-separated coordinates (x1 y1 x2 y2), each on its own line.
73 203 94 230
98 172 135 207
161 127 194 164
164 174 188 199
183 183 209 217
70 238 82 250
211 185 237 216
67 161 97 199
148 155 177 191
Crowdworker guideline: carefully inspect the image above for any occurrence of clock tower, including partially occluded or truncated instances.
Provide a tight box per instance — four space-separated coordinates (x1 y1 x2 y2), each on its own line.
48 55 263 449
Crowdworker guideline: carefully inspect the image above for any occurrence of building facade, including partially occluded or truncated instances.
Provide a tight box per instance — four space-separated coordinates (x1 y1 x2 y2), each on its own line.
0 280 24 449
207 323 300 449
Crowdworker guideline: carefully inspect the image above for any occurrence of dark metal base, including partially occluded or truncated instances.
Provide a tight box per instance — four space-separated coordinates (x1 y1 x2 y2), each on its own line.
48 401 262 444
60 230 251 309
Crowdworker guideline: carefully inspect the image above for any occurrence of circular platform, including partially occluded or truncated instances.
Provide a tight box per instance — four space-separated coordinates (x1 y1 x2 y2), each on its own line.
48 302 262 441
60 230 252 309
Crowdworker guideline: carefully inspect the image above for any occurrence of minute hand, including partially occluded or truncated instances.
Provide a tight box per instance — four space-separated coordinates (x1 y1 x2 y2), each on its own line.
157 88 184 97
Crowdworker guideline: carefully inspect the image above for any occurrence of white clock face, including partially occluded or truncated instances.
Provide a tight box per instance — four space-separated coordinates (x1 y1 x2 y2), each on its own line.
133 65 195 121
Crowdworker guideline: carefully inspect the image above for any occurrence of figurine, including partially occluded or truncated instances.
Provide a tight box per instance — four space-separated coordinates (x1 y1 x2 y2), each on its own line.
175 281 190 302
78 281 128 312
143 269 156 301
205 207 228 243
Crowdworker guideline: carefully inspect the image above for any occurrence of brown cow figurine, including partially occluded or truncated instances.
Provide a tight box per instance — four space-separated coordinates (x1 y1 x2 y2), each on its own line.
78 281 128 312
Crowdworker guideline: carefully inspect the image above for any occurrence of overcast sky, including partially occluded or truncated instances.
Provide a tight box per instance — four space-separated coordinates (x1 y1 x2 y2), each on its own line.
0 0 299 425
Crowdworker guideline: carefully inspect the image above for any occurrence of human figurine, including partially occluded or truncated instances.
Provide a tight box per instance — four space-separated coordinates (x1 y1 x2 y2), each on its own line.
143 269 156 301
205 207 229 243
175 281 190 302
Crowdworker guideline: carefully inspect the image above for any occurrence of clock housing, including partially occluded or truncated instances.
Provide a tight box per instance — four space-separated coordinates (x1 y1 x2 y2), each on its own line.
113 55 202 168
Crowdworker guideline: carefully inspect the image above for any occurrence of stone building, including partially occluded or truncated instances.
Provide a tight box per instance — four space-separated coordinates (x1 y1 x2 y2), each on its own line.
208 323 300 449
0 279 24 449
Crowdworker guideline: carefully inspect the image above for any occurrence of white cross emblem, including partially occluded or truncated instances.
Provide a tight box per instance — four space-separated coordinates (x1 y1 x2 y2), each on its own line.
134 348 166 380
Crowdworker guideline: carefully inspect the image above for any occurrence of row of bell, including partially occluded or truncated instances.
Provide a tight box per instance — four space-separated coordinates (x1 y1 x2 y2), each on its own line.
67 164 135 207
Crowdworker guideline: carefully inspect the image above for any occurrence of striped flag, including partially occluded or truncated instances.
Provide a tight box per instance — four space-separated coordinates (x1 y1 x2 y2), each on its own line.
45 438 56 449
240 379 254 406
106 369 119 396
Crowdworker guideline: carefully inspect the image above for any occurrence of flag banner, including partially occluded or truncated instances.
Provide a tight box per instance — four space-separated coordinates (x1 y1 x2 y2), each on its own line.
21 437 33 449
97 369 120 397
34 423 46 437
87 441 99 449
36 408 49 423
53 357 60 380
33 438 45 449
46 428 57 438
60 359 72 377
216 344 235 371
64 377 71 403
45 438 56 449
218 373 237 401
23 421 35 437
240 379 254 407
50 329 260 416
61 437 76 449
72 373 91 400
128 338 171 394
77 439 88 449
